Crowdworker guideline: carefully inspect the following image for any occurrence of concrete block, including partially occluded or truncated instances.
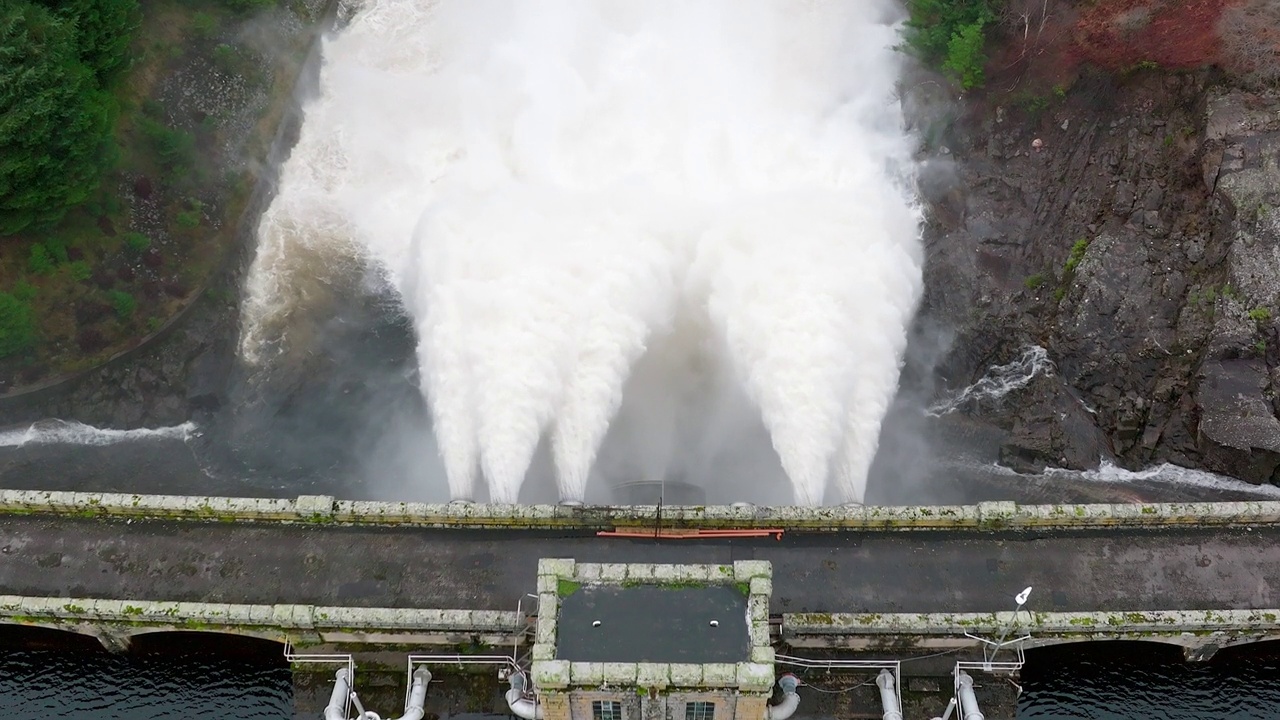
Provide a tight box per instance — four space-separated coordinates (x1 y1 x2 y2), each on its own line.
533 660 571 690
600 563 628 582
602 662 637 685
576 563 603 581
735 663 774 692
295 495 335 518
672 564 713 581
702 663 736 687
538 592 559 620
532 643 555 660
538 574 558 594
536 610 558 645
750 646 775 664
539 558 576 578
977 500 1017 524
669 663 703 687
652 564 680 581
749 576 771 598
636 663 669 689
626 563 656 581
571 661 605 686
734 560 771 581
748 595 769 625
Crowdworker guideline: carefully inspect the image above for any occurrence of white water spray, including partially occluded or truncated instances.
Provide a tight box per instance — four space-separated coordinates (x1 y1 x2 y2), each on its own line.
0 421 197 448
241 0 923 505
928 346 1054 417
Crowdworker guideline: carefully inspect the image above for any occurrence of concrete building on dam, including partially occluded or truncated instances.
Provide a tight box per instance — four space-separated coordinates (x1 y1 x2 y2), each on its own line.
5 489 1280 718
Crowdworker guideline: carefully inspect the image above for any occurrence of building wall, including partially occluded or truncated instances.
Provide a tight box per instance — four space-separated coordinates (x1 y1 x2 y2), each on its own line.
565 689 746 720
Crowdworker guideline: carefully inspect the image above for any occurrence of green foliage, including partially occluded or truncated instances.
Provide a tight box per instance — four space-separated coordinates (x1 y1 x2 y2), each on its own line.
1249 307 1273 323
1024 273 1046 290
902 0 994 89
35 0 141 82
0 290 36 357
123 231 150 253
28 244 55 275
217 0 276 13
0 1 122 235
942 21 988 90
138 117 196 172
108 289 135 319
176 210 201 228
1064 238 1091 274
12 280 36 302
67 260 92 281
190 11 216 39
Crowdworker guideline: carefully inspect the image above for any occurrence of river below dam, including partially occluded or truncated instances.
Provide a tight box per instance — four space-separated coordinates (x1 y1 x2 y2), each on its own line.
1 636 1278 719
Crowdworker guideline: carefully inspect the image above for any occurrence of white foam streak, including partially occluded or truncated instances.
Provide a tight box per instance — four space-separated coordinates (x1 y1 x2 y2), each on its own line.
928 345 1054 417
241 0 922 505
0 421 197 448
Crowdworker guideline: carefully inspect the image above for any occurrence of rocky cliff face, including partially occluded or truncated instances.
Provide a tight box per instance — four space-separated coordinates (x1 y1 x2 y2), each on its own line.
920 71 1280 486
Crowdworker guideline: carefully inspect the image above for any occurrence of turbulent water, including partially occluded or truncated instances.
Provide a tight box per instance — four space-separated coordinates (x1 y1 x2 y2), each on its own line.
240 0 923 506
0 420 197 448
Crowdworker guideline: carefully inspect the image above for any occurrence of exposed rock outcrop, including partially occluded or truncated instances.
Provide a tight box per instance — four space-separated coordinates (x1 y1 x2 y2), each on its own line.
921 73 1280 485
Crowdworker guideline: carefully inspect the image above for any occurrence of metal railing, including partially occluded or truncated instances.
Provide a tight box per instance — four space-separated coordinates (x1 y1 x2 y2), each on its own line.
284 640 355 719
776 654 902 713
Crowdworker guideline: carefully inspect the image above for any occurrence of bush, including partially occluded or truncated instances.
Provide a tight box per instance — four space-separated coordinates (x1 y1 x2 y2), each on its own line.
219 0 275 13
1064 238 1090 274
902 0 995 89
138 117 196 172
28 244 56 275
123 231 150 253
190 11 216 39
0 290 36 357
1218 0 1280 87
68 260 92 281
176 209 201 228
108 289 136 319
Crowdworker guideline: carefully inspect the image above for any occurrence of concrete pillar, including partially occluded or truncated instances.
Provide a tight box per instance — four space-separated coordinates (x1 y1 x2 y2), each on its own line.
541 691 572 720
1184 643 1220 662
91 627 132 654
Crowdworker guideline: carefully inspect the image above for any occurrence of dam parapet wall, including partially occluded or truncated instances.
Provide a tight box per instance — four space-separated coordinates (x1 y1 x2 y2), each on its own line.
3 489 1280 531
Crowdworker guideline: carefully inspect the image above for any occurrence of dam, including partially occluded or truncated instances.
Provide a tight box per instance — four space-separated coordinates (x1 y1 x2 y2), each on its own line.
4 490 1280 718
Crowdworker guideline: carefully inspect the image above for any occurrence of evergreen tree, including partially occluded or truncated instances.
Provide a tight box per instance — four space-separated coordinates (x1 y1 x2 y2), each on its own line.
0 1 122 235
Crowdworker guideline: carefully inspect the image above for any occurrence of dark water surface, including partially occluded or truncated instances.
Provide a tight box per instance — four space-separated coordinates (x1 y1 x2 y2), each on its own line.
0 630 291 720
5 633 1280 719
1018 643 1280 719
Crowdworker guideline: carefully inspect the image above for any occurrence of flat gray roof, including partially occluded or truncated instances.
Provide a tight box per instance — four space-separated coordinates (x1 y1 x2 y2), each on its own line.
556 585 750 663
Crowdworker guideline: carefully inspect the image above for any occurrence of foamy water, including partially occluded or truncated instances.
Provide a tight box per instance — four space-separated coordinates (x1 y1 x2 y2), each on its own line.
241 0 922 505
989 460 1280 499
0 421 197 448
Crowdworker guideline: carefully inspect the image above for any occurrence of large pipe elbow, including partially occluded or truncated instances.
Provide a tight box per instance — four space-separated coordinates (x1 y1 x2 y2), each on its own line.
766 674 800 720
324 668 352 720
507 673 544 720
875 670 903 720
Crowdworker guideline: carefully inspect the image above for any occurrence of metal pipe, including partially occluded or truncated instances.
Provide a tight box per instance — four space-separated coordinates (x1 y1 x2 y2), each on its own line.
324 668 351 720
875 670 903 720
956 672 985 720
931 697 957 720
387 668 431 720
766 674 800 720
506 672 544 720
